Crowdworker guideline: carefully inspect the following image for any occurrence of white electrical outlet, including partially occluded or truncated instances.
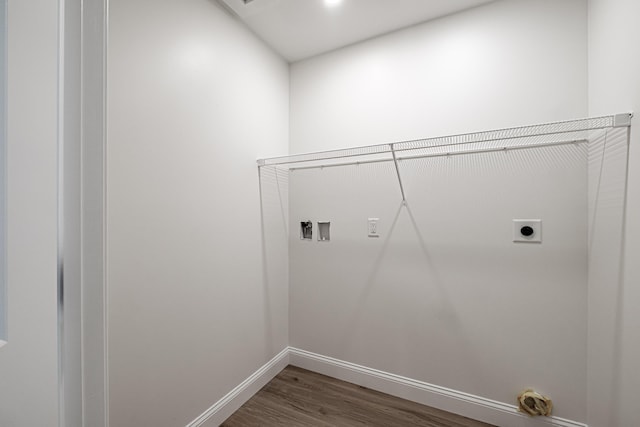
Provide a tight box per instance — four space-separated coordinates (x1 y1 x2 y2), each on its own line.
368 218 379 237
513 219 542 243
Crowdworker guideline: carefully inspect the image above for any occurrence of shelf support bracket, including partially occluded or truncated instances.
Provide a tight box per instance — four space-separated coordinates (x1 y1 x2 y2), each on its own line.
613 112 633 128
390 144 406 203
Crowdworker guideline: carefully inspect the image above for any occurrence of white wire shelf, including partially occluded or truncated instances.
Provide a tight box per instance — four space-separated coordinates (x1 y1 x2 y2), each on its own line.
257 114 632 169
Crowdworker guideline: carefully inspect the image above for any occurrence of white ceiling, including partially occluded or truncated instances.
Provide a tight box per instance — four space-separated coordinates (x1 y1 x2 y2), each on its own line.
218 0 495 62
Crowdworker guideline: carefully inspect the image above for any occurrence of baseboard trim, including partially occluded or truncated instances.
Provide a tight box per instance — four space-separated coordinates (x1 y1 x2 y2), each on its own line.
288 347 587 427
187 346 586 427
185 347 290 427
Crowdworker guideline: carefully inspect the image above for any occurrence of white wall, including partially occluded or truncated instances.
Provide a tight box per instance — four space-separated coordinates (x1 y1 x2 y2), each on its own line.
61 0 83 425
82 0 108 425
289 0 589 423
0 0 61 425
588 0 640 426
106 0 289 425
290 146 588 422
0 0 6 344
290 0 587 154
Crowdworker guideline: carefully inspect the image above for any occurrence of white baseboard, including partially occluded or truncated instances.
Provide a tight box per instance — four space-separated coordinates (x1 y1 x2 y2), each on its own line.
185 347 290 427
288 347 587 427
187 346 587 427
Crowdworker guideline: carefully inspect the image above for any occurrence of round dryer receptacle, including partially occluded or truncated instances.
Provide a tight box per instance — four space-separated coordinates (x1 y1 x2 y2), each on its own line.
520 226 534 237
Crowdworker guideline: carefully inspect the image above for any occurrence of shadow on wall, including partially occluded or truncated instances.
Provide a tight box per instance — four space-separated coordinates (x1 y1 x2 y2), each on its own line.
335 200 468 358
258 166 289 357
288 140 592 418
587 127 630 427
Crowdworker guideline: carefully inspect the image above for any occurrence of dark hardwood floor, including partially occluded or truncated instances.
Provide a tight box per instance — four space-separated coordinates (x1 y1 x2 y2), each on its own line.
221 366 495 426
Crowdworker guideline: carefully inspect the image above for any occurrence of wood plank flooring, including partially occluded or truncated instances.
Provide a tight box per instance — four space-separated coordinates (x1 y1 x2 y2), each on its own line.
221 366 495 426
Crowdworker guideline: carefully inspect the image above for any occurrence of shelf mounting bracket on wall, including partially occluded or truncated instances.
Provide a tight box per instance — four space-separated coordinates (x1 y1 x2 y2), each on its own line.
389 143 407 203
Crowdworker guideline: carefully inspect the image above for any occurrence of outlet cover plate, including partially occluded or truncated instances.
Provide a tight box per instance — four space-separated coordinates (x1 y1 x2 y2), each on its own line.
513 219 542 243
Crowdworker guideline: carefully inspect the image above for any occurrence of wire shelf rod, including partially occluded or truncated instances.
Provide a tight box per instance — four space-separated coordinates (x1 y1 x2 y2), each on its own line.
287 138 589 172
261 149 393 168
258 114 629 167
